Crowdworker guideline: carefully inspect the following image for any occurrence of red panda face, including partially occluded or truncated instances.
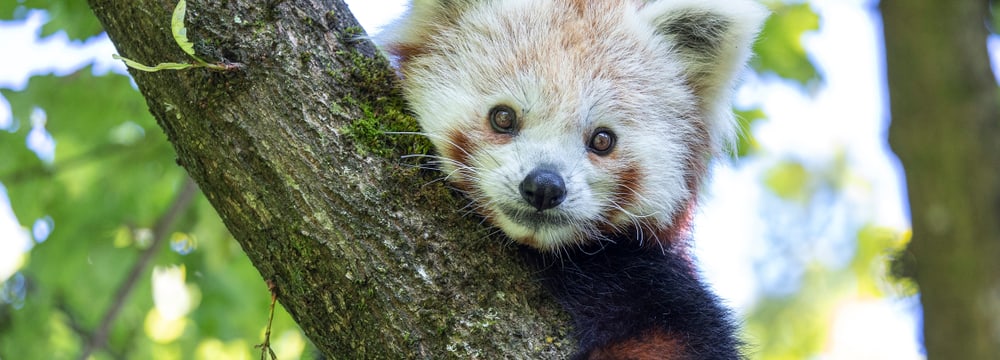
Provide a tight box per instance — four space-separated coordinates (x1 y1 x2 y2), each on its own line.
382 0 766 251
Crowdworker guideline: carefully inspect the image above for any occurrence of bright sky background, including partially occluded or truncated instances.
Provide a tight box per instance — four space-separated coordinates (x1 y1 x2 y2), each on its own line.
6 0 1000 357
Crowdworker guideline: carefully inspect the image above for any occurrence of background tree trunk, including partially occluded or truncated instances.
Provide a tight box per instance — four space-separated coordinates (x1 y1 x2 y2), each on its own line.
881 0 1000 358
86 0 572 358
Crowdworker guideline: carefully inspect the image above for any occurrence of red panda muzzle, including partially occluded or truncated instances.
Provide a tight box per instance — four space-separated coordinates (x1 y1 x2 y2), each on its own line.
519 166 567 211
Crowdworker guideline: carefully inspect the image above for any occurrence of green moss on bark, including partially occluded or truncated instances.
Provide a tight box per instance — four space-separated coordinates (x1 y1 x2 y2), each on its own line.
337 49 431 158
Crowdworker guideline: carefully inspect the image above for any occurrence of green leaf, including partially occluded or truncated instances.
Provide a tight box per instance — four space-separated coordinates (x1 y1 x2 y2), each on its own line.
852 225 911 297
753 3 822 87
0 0 104 40
113 54 194 72
746 264 843 359
171 0 205 63
763 160 811 203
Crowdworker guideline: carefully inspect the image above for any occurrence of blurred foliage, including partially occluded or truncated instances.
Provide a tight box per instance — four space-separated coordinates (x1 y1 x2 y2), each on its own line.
763 160 811 203
753 1 822 88
736 1 822 157
0 31 304 360
751 143 913 358
739 1 913 359
0 0 103 40
763 151 851 205
745 224 911 359
0 1 913 360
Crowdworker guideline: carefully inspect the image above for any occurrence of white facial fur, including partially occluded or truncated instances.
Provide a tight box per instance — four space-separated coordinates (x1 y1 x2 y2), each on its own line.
381 0 766 251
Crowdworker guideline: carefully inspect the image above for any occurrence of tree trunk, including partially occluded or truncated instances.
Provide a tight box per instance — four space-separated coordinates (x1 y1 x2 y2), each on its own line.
86 0 572 358
881 0 1000 358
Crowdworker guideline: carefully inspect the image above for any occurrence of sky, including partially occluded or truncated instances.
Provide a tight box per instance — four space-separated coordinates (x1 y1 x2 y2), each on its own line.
6 0 1000 358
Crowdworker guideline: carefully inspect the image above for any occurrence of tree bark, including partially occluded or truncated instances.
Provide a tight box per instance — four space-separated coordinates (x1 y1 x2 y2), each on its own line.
881 0 1000 358
86 0 572 358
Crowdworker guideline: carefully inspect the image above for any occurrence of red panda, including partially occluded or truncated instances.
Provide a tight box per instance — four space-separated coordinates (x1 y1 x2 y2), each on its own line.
381 0 766 358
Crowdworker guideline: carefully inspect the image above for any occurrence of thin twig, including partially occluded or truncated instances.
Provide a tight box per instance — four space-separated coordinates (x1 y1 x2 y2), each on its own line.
255 279 279 360
76 177 199 360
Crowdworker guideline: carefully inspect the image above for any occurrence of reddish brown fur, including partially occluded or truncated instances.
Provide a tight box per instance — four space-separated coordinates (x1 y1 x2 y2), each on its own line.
385 43 426 66
586 328 688 360
607 162 643 221
443 129 476 192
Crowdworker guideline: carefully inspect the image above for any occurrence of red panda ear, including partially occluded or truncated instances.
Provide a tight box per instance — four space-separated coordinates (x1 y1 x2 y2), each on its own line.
640 0 766 101
638 0 767 150
377 0 479 63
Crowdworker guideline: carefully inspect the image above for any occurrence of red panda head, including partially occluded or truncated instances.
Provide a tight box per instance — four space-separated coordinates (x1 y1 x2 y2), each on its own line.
381 0 766 251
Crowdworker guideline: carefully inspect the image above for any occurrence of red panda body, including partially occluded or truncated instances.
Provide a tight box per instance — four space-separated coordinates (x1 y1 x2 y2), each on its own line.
382 0 766 358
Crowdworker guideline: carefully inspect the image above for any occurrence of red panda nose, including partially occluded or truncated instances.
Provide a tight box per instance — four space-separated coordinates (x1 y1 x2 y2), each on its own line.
519 167 567 211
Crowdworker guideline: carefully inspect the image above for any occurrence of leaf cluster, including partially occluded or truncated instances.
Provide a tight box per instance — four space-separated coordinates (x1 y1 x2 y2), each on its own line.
0 32 303 360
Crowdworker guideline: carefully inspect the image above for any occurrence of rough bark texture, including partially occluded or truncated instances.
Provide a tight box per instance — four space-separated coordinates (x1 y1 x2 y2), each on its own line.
86 0 572 358
881 0 1000 358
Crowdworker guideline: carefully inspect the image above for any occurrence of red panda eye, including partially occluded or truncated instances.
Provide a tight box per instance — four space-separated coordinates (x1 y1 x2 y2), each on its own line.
489 105 517 134
588 128 616 155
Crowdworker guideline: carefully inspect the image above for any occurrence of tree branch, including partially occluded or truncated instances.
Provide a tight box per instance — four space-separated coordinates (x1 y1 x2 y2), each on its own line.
881 0 1000 357
86 0 572 357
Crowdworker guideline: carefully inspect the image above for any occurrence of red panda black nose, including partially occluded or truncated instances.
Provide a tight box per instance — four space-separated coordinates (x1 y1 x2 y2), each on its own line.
519 167 566 211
